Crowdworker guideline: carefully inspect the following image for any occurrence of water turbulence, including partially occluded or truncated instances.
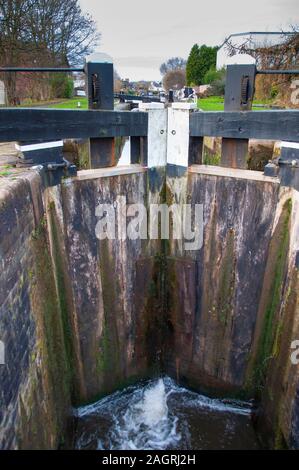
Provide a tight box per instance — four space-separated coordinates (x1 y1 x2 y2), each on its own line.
74 377 260 450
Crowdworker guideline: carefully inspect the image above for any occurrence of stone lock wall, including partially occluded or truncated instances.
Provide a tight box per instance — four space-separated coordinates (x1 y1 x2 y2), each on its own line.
0 156 299 448
0 172 71 449
164 167 280 395
45 168 158 404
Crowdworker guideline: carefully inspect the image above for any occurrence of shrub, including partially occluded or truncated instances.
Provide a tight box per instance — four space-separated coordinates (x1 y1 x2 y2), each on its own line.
270 84 279 99
203 68 221 84
51 74 74 99
209 78 225 96
206 68 226 96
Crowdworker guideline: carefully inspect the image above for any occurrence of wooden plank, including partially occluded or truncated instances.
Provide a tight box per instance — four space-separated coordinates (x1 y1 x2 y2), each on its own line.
188 164 280 183
221 138 248 169
76 164 146 181
0 109 148 142
89 137 116 168
190 110 299 142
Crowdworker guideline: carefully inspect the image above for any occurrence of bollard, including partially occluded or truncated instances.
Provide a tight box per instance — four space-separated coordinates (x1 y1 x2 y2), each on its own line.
84 53 115 168
278 142 299 191
264 161 279 177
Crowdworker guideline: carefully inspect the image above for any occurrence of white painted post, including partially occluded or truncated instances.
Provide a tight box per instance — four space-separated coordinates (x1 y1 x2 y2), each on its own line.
138 102 167 168
166 103 198 255
167 102 197 168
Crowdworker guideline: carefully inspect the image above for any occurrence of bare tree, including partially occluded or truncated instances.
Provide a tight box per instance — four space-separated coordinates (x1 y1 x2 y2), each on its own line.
160 57 186 76
25 0 100 66
0 0 33 102
0 0 100 103
224 29 299 105
225 30 299 69
163 69 186 92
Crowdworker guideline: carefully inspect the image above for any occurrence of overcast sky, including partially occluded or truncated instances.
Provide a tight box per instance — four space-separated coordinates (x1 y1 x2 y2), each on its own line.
80 0 298 81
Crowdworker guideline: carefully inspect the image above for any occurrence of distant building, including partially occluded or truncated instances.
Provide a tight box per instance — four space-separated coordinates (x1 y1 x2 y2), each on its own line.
193 84 211 97
216 31 294 69
74 76 86 97
74 79 85 89
149 81 163 93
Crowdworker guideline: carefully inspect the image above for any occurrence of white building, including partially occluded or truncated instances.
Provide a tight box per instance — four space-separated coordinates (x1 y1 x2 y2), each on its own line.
216 32 294 70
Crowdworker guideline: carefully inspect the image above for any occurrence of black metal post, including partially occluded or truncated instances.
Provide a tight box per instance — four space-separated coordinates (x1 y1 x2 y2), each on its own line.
168 89 174 103
221 63 256 168
84 53 115 168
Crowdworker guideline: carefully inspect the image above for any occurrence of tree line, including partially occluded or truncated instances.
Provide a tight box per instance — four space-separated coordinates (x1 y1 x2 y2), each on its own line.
159 43 220 93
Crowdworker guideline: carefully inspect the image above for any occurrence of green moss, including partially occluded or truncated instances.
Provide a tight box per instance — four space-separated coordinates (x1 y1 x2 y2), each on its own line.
24 219 72 448
203 152 221 166
274 427 288 450
250 199 291 392
47 205 75 398
32 216 47 240
0 170 13 177
164 182 175 207
96 317 117 374
98 240 122 383
77 141 90 170
48 201 55 211
271 320 283 358
217 229 235 325
34 238 70 393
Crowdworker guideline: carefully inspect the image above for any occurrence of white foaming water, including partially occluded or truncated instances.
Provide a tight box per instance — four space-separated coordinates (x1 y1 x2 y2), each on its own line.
139 379 168 426
106 379 180 450
75 377 256 450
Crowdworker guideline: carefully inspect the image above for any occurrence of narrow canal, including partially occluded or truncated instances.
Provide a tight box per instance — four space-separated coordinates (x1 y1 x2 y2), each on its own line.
74 377 260 450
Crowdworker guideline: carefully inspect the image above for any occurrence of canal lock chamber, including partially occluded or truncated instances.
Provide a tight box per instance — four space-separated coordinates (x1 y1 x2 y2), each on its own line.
0 161 299 449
